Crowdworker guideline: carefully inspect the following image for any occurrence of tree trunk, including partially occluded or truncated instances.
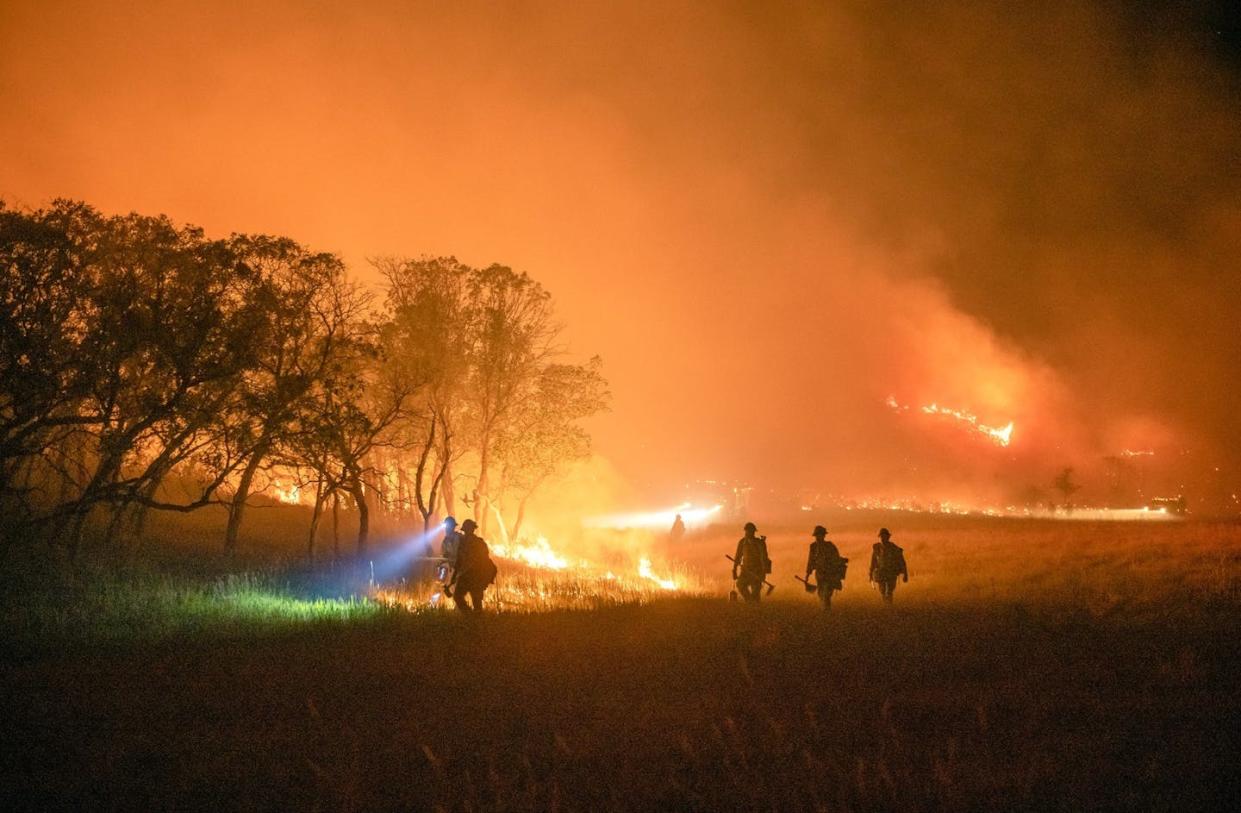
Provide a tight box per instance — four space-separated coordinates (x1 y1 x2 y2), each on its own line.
103 500 131 548
510 492 531 542
129 476 163 544
475 437 491 535
396 463 410 519
413 416 437 532
331 492 341 562
351 479 369 556
307 481 326 563
225 443 268 554
440 446 456 516
64 448 127 557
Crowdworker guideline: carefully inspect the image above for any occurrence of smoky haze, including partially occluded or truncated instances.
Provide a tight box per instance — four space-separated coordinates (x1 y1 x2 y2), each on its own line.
3 1 1239 509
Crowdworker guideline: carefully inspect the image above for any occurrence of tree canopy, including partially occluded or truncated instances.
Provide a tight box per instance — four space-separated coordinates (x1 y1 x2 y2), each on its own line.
0 201 608 558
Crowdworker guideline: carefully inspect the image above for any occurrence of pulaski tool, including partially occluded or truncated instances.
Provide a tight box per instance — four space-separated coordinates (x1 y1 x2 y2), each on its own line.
725 554 775 595
794 574 818 593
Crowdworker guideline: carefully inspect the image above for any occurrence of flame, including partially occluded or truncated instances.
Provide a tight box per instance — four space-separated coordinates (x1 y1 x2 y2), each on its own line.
887 396 1014 447
920 403 1014 446
372 516 697 611
638 557 678 590
489 529 683 595
270 480 302 504
490 535 572 570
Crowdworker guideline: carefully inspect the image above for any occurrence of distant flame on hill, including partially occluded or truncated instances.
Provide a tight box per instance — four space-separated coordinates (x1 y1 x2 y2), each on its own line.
887 395 1014 447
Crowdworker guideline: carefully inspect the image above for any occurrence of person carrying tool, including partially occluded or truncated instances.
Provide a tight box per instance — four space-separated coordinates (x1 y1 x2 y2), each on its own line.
868 527 908 604
732 522 771 603
804 525 847 611
451 519 497 612
437 516 461 582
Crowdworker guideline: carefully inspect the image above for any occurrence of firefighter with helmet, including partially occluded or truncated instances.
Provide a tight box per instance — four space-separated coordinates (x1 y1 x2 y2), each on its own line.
805 525 847 610
869 527 909 604
732 522 771 603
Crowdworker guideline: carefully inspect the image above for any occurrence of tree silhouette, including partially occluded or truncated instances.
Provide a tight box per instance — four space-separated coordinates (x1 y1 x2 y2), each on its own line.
0 201 609 562
1053 467 1082 512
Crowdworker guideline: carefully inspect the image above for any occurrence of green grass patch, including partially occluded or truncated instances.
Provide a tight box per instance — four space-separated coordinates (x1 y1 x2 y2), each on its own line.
0 553 406 652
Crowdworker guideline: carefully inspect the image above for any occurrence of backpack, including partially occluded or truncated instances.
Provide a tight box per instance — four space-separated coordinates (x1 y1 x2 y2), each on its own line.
478 540 498 587
812 541 847 580
813 541 847 588
874 541 905 578
459 537 498 588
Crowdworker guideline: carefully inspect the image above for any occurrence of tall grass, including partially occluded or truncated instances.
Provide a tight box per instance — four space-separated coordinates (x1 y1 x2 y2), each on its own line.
0 553 395 651
4 515 1238 652
3 516 1238 810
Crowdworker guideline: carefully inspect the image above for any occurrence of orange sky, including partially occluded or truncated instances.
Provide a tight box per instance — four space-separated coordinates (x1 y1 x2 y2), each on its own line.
4 1 1239 506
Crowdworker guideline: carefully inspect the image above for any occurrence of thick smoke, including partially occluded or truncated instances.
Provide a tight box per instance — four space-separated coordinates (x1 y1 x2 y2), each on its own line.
2 1 1238 509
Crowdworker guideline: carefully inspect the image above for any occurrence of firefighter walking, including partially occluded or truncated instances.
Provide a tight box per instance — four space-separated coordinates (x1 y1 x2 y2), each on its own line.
805 525 847 610
450 519 498 612
732 522 771 603
868 527 908 604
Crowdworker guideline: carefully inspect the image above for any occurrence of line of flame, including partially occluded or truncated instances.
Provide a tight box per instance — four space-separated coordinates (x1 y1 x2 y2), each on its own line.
490 535 571 570
887 396 1014 447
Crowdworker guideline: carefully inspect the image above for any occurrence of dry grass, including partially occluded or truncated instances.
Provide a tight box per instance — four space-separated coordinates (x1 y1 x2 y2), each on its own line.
668 515 1241 614
2 515 1239 811
381 567 708 615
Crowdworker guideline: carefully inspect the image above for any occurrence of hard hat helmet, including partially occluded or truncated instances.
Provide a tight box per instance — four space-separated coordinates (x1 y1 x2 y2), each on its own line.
812 525 828 537
877 527 891 538
743 522 757 533
444 516 457 527
461 519 478 533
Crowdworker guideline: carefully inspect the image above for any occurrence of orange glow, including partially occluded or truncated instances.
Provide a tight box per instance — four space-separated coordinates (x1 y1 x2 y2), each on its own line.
3 2 1236 509
490 536 575 571
478 524 687 603
637 557 678 590
268 481 303 506
887 396 1015 447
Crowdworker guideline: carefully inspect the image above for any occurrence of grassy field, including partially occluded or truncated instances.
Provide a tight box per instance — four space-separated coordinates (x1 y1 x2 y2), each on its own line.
2 515 1239 811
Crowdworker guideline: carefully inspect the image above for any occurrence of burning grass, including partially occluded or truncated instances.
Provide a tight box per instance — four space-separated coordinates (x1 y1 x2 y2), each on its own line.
377 557 706 614
5 515 1237 649
3 516 1239 809
0 526 705 649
